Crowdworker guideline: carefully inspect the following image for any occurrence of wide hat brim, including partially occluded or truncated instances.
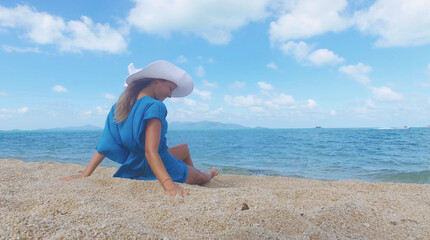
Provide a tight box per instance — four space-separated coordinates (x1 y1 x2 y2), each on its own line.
125 60 194 98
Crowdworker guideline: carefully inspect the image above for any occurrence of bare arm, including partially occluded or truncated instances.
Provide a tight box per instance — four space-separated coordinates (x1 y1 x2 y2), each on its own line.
145 119 188 197
59 151 105 181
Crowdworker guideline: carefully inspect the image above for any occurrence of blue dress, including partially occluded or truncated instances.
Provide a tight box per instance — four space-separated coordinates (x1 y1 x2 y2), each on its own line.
96 96 189 183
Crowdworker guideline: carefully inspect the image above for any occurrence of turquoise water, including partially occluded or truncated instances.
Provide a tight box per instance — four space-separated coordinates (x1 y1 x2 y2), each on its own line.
1 128 429 184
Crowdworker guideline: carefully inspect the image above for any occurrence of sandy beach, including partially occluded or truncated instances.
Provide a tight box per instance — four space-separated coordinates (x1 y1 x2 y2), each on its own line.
1 159 430 239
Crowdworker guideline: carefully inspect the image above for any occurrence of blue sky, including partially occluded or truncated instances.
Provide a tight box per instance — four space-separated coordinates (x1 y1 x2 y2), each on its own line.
0 0 429 130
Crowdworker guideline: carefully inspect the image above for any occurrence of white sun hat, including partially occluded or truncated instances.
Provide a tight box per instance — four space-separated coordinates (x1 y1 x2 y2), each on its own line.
124 60 194 98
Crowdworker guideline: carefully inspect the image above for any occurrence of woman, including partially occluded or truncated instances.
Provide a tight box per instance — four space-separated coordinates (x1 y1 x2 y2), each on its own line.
60 60 219 197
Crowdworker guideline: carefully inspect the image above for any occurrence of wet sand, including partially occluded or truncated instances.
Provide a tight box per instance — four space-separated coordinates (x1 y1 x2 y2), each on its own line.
1 158 430 239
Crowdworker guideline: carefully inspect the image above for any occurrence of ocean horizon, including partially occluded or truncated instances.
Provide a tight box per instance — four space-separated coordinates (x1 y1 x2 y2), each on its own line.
1 127 429 184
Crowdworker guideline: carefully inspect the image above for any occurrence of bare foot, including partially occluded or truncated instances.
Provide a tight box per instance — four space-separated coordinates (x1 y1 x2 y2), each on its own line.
209 168 219 178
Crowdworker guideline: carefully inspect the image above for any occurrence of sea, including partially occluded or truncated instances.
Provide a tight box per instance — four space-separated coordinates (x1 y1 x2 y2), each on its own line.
1 128 429 184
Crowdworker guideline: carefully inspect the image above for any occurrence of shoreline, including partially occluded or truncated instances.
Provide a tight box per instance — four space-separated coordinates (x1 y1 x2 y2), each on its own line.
1 158 430 239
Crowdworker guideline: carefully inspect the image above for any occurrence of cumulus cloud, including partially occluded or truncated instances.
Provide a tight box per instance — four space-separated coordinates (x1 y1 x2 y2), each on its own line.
202 80 218 88
0 4 126 53
184 98 197 106
81 106 110 118
103 93 116 101
229 81 246 89
269 0 351 42
354 0 430 47
267 62 277 70
339 62 372 85
127 0 269 44
308 49 344 66
280 41 312 61
272 93 295 106
372 86 403 102
258 81 273 91
281 41 344 66
226 93 297 111
52 85 68 93
196 66 205 77
193 88 212 101
176 55 187 63
352 99 375 115
0 106 29 115
330 110 337 116
225 95 263 107
307 99 318 109
17 107 29 113
96 106 110 115
2 45 41 53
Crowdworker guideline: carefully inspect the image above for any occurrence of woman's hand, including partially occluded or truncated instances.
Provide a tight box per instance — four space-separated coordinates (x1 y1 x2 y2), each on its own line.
58 174 85 181
164 185 189 197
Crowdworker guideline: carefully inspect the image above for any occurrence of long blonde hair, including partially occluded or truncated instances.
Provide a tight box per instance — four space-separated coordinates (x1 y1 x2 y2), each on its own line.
114 78 154 123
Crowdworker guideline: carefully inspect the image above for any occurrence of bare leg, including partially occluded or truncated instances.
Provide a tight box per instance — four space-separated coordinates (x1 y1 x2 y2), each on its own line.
185 166 219 185
168 143 194 167
169 143 219 185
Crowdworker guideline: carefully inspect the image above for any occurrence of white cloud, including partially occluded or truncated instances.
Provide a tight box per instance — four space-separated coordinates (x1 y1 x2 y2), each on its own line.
280 41 313 61
60 16 127 53
225 95 262 107
184 98 197 106
196 66 205 77
96 106 110 115
272 93 295 106
250 106 267 114
103 93 116 101
258 81 273 91
0 4 126 53
2 45 41 53
52 85 68 93
127 0 269 44
354 0 430 47
263 93 296 110
0 106 29 115
307 99 317 109
17 107 29 113
80 110 92 118
193 88 212 101
308 49 344 66
372 86 403 102
353 99 375 115
339 62 372 85
202 80 218 88
0 91 8 97
281 41 344 66
176 55 187 63
267 62 277 70
269 0 351 42
229 81 246 89
330 110 337 116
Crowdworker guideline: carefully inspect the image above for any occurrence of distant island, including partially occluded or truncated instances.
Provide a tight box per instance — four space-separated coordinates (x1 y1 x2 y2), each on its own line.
169 121 250 130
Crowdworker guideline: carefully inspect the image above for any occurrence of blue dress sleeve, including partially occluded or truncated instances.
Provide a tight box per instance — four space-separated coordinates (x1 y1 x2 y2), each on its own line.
143 101 167 122
96 105 130 164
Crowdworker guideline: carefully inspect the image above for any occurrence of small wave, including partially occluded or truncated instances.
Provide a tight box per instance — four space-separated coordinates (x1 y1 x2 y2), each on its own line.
366 170 430 184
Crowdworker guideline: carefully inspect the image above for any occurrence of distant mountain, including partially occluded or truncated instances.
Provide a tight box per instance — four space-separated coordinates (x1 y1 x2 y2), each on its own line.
39 124 102 131
169 121 249 130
